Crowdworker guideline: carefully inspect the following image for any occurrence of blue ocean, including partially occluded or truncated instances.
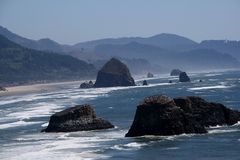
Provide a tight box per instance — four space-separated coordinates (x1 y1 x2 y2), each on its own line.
0 71 240 160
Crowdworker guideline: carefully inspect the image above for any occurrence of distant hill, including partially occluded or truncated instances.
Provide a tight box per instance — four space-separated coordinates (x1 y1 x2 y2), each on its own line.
95 42 240 71
0 26 71 53
0 35 96 86
73 33 198 51
1 25 239 72
200 40 240 60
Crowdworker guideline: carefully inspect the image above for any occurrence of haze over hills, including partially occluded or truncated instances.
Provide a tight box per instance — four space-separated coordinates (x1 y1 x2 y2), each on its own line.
0 25 239 73
0 34 96 86
95 42 240 71
199 40 240 60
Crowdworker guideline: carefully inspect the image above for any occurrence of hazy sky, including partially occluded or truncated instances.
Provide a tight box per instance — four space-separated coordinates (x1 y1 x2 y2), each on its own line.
0 0 239 44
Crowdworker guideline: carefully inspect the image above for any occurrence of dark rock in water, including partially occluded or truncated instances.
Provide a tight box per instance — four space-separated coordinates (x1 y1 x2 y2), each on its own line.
142 80 148 85
170 69 182 76
199 80 203 82
125 95 207 137
0 86 7 91
94 58 135 88
147 72 154 78
126 95 240 137
179 72 190 82
43 104 114 132
169 80 172 83
80 81 94 88
174 96 240 127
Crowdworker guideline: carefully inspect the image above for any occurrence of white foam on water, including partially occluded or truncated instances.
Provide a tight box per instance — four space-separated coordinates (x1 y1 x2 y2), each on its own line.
0 120 44 129
0 94 47 106
1 130 116 160
111 142 148 151
188 85 230 91
204 73 222 77
232 121 240 126
208 125 226 129
208 129 239 134
7 102 63 120
41 122 49 127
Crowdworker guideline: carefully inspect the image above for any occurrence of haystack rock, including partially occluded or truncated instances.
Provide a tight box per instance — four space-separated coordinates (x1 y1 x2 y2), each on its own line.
94 58 135 88
179 72 190 82
43 104 114 132
170 69 182 76
126 95 240 137
147 72 154 78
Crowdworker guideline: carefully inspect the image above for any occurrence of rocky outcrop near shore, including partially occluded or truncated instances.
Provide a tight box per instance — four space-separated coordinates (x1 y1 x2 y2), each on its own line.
126 95 240 137
80 81 94 88
174 96 240 127
179 72 190 82
94 58 135 88
147 72 154 78
43 104 114 132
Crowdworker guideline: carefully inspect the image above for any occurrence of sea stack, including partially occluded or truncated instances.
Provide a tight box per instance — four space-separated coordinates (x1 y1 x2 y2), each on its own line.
125 95 240 137
147 72 154 78
170 69 182 76
125 95 207 137
43 104 114 132
0 86 7 91
94 58 135 88
179 72 190 82
142 80 148 85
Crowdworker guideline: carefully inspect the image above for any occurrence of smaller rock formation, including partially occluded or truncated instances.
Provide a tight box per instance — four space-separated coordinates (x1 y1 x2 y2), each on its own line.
147 72 154 78
0 86 6 91
170 69 182 76
179 72 190 82
169 80 172 83
80 81 94 88
43 104 114 132
94 58 135 88
199 80 203 82
142 80 148 86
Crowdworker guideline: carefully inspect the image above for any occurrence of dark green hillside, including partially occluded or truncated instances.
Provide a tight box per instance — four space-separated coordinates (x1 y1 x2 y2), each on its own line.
0 35 96 85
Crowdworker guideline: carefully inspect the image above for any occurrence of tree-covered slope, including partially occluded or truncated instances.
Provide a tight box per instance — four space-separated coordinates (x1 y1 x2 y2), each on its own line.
0 35 96 85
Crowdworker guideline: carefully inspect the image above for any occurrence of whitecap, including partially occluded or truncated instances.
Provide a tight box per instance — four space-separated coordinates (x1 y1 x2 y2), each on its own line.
188 85 230 91
208 129 239 134
208 125 226 129
7 102 63 120
232 121 240 126
41 122 49 127
111 142 148 151
0 120 44 129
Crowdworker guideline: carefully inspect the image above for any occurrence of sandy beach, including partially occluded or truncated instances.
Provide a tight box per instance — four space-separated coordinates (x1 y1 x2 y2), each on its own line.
0 81 86 97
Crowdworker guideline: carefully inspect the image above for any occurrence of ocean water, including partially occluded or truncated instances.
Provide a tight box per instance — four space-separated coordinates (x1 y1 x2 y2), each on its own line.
0 71 240 160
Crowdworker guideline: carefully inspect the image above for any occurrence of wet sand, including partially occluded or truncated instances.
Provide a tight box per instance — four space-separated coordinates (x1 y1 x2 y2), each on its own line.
0 81 86 97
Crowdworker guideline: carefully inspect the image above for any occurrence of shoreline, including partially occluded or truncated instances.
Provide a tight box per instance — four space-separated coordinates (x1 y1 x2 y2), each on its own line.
0 80 88 97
